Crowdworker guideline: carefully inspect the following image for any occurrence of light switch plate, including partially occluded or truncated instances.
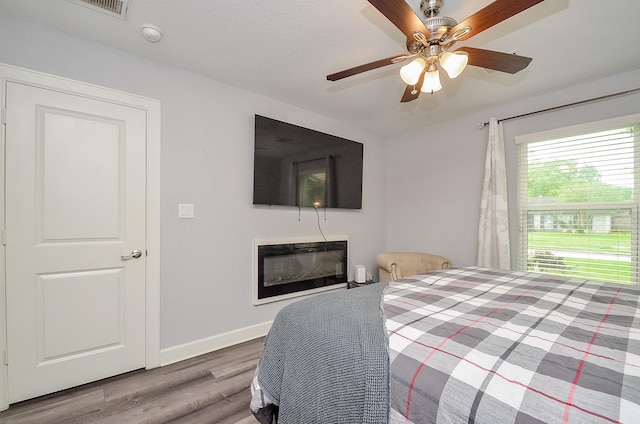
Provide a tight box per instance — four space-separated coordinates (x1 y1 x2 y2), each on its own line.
178 203 194 219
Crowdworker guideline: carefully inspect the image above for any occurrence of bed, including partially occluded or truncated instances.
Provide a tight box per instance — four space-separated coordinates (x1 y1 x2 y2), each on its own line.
250 266 640 423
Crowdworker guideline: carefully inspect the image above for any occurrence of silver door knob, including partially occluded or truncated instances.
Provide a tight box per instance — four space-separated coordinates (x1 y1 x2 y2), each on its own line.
121 249 143 260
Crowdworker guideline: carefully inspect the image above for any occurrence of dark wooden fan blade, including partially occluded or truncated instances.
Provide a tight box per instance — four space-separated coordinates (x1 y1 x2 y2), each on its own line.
368 0 430 41
456 47 532 74
450 0 544 41
327 55 406 81
400 71 424 103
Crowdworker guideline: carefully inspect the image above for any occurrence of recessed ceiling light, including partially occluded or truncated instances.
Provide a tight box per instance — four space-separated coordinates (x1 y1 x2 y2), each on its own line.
141 24 162 43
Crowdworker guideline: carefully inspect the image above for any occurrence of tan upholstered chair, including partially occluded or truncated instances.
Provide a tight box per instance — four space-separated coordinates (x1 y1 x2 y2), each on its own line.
376 252 452 282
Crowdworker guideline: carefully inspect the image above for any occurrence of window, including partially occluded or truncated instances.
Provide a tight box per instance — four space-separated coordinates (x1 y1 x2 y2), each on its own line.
294 156 336 208
298 168 326 207
516 114 640 285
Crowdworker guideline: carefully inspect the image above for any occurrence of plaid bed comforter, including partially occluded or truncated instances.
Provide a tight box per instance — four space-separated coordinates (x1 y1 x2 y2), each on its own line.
384 267 640 423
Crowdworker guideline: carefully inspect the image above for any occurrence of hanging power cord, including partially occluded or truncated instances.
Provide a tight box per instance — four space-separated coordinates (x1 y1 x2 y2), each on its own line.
314 205 353 284
314 205 328 242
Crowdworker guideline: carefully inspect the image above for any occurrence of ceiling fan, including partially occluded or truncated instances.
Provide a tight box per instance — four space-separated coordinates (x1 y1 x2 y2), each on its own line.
327 0 545 102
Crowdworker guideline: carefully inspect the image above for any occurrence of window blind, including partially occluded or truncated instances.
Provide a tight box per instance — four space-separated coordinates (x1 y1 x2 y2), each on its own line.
516 114 640 285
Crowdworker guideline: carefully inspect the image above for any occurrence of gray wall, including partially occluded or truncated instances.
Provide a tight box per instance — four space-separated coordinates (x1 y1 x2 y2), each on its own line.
2 11 639 352
386 68 640 268
0 13 389 349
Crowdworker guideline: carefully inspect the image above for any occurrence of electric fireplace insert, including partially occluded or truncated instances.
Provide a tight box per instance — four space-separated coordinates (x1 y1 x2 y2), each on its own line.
253 238 348 304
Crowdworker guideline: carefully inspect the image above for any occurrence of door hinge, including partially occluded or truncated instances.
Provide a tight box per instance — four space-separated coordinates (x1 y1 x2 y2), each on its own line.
4 350 7 366
1 108 6 125
1 229 5 246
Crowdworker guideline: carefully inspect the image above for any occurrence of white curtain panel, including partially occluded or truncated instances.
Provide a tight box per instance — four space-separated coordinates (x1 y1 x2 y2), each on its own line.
477 118 511 269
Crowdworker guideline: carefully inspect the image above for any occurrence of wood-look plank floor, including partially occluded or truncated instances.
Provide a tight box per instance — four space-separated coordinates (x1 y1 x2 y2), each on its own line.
0 337 264 424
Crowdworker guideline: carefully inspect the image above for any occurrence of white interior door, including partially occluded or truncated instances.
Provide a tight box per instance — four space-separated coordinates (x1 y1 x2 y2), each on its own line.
5 81 147 403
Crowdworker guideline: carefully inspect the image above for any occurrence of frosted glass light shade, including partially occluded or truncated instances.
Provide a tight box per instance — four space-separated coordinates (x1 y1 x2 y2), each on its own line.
439 52 468 79
420 69 442 93
400 57 426 85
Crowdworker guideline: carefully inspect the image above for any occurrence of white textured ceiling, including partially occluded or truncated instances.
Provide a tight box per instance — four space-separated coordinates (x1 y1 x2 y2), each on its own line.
1 0 639 136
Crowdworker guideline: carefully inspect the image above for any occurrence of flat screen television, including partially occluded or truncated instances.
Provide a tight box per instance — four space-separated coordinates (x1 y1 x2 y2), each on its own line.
253 115 363 209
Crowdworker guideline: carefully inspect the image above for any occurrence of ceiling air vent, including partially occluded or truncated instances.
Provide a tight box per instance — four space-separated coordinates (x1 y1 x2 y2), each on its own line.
67 0 131 20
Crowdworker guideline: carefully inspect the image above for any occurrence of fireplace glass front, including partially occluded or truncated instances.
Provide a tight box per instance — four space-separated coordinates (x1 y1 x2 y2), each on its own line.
255 240 347 303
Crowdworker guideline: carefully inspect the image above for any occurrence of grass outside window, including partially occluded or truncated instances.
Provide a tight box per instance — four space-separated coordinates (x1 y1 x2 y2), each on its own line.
527 231 634 284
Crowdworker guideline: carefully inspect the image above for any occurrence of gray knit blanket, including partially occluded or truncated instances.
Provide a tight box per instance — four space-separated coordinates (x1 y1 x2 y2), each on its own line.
253 282 389 424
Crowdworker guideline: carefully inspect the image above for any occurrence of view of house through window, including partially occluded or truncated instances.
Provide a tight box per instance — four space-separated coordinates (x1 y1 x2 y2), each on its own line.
517 115 640 285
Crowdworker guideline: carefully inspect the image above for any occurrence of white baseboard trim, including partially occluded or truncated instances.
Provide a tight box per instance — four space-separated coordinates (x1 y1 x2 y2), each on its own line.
158 321 273 367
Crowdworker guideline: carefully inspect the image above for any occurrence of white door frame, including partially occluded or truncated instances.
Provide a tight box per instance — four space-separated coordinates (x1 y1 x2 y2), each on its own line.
0 63 161 410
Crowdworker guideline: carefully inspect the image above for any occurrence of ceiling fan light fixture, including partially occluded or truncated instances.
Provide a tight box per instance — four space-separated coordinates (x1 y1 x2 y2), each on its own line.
420 69 442 93
400 57 427 85
440 51 468 79
327 0 540 102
